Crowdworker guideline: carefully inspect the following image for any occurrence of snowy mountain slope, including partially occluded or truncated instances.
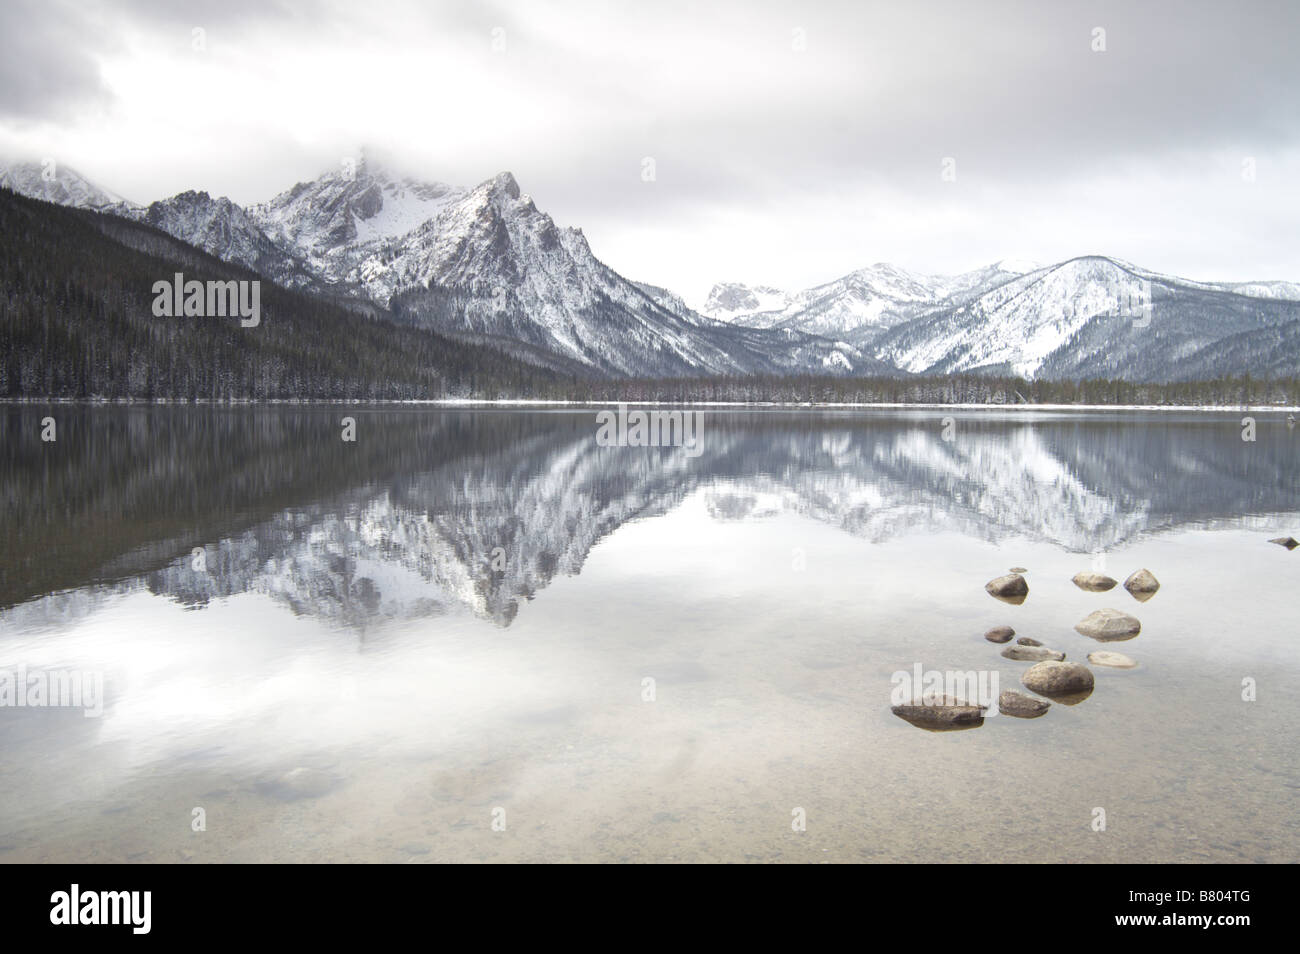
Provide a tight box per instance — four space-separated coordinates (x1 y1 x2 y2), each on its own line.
632 280 705 325
139 190 323 290
701 283 794 323
1208 280 1300 300
0 160 135 212
703 260 1036 344
872 256 1300 381
1149 316 1300 381
368 170 871 377
703 254 1300 380
249 159 466 273
0 160 327 292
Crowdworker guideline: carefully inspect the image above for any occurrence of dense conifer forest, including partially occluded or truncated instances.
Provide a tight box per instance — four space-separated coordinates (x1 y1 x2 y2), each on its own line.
565 373 1300 406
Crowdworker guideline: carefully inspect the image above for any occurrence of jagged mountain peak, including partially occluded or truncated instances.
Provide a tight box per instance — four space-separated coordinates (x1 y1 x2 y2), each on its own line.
252 159 466 255
153 189 233 210
138 188 319 289
485 170 520 199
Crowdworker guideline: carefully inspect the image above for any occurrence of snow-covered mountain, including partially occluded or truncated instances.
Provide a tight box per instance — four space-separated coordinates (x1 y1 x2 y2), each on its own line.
257 164 872 377
248 161 467 286
252 163 466 256
1212 279 1300 301
871 255 1300 381
706 254 1300 381
0 160 134 213
702 260 1037 343
139 190 322 290
1 156 868 378
5 154 1299 382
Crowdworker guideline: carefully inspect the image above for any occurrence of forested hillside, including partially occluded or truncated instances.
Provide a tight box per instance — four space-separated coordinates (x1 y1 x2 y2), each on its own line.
0 188 569 400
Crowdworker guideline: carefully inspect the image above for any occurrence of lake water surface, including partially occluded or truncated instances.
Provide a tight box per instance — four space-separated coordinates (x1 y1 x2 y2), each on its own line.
1 405 1297 863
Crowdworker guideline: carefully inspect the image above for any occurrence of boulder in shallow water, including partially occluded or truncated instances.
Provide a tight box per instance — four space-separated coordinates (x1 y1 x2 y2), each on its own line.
998 689 1051 718
1022 661 1095 697
1268 536 1299 550
1123 568 1161 601
985 573 1028 604
1010 567 1029 574
891 694 986 731
1001 645 1065 662
1072 571 1118 592
984 626 1016 643
1074 608 1141 641
1088 651 1138 669
1017 637 1042 646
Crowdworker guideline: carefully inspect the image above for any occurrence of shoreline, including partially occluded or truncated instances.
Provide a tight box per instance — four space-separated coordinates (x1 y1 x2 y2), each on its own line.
3 397 1299 413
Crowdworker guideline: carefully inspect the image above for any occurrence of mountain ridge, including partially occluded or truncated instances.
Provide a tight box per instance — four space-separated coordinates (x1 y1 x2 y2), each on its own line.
3 157 1297 383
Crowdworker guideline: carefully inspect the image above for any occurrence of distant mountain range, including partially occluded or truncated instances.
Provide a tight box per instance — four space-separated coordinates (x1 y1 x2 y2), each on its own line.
703 259 1300 380
4 157 1300 383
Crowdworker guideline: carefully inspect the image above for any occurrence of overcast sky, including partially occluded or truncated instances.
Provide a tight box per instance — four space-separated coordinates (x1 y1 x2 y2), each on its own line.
2 0 1298 303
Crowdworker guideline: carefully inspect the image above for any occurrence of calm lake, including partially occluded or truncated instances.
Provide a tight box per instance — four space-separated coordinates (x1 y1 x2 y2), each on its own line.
1 404 1297 863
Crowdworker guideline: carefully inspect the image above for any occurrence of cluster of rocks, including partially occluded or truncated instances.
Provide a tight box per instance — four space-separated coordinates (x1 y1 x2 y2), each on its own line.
1072 568 1160 602
893 564 1162 730
1000 566 1158 713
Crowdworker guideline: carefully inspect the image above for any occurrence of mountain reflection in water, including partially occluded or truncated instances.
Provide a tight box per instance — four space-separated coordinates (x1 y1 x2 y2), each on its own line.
2 405 1296 628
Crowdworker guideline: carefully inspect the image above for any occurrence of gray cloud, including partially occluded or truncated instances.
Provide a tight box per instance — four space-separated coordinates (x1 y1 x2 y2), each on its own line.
2 0 1298 296
0 0 115 122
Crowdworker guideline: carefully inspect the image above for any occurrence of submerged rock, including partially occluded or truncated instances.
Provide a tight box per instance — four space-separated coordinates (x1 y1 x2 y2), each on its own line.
984 626 1016 643
985 573 1028 604
1001 645 1065 662
1016 637 1043 646
1074 608 1141 641
1072 571 1118 592
891 694 986 731
1123 568 1161 601
1088 651 1138 669
998 689 1051 718
1010 567 1029 574
1022 661 1095 698
1269 536 1299 550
